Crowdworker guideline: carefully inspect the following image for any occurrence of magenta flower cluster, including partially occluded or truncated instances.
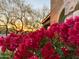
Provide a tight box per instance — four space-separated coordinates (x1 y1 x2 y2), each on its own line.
0 16 79 59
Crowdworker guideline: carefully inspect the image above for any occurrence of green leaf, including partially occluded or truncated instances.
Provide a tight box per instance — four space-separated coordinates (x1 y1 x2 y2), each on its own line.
56 48 63 56
36 50 41 56
40 37 49 48
36 50 42 59
59 9 66 23
0 53 9 59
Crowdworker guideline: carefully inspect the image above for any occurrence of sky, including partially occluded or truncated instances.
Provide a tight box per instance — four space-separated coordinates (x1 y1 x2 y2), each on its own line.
27 0 50 9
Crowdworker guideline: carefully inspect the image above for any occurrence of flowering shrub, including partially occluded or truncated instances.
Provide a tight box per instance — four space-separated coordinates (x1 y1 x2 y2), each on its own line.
0 16 79 59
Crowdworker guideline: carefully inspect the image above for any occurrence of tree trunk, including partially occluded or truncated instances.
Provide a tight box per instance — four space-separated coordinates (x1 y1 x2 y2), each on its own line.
6 25 8 36
50 0 64 24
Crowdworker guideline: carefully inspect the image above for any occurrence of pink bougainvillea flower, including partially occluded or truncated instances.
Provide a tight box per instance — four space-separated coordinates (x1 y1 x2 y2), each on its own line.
54 54 61 59
59 23 69 42
0 37 4 46
74 22 79 31
1 46 6 53
14 43 33 59
65 17 74 26
41 42 55 59
46 23 60 39
1 16 79 59
74 16 79 22
28 55 39 59
61 47 69 56
60 16 79 47
75 48 79 56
